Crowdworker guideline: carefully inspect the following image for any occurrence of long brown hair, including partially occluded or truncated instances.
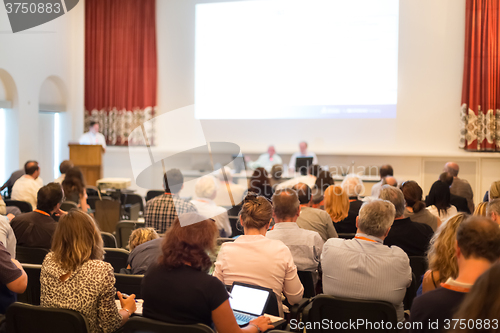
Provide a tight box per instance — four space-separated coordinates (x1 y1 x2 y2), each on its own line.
401 181 426 213
51 210 104 271
159 213 218 272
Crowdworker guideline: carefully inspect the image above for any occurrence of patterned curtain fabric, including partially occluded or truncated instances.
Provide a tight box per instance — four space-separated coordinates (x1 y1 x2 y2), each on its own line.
460 0 500 151
85 0 157 146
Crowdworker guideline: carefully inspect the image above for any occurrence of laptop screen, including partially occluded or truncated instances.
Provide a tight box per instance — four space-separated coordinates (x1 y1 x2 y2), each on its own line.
229 284 270 316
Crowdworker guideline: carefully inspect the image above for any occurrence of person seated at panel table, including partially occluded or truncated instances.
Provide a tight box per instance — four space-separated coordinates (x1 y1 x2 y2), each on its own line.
142 213 273 333
247 146 283 171
288 141 318 173
79 121 107 153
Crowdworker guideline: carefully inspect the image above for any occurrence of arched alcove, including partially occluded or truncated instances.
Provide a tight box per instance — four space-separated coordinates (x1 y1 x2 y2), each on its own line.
0 68 19 183
0 68 17 108
39 75 67 112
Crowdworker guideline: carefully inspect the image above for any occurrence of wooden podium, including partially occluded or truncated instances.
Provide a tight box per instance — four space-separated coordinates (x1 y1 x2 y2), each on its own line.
69 144 103 187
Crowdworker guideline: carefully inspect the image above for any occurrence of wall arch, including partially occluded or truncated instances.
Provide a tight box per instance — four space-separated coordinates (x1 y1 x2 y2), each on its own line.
39 75 67 112
0 68 18 108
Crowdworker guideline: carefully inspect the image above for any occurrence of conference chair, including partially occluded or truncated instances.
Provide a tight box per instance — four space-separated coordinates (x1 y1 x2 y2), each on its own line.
146 190 164 202
297 271 316 298
121 193 145 213
5 200 32 213
116 220 145 248
6 302 89 333
337 233 356 239
301 295 398 333
114 273 144 299
229 216 244 237
122 317 214 333
403 272 418 311
409 256 429 284
101 232 118 248
87 195 113 211
15 246 49 264
103 248 130 273
60 201 78 212
17 264 42 305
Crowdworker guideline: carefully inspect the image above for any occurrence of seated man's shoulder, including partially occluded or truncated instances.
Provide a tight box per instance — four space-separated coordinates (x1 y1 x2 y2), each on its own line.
411 287 465 320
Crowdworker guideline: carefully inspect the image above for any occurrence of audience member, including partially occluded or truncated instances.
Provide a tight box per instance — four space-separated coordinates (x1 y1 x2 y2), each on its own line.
191 175 232 237
338 175 364 233
54 160 74 184
381 186 434 257
288 141 318 172
79 121 107 152
11 161 42 209
214 193 304 316
488 180 500 200
473 202 488 216
248 167 273 200
321 199 411 322
142 213 273 333
294 183 338 241
11 183 64 249
410 216 500 333
444 162 474 213
267 189 324 279
213 167 246 207
370 164 394 198
450 262 500 333
324 185 351 233
247 146 283 170
486 198 500 225
422 213 467 294
41 210 136 333
277 164 319 190
402 181 441 231
269 164 285 189
0 241 27 314
128 227 158 251
426 180 458 222
62 167 89 212
311 170 334 209
438 172 470 213
0 215 16 258
145 168 197 234
382 176 398 187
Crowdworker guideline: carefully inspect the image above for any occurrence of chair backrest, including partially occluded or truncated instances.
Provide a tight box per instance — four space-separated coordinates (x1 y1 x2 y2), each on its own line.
228 216 244 237
5 200 33 213
122 316 214 333
87 195 112 211
403 272 418 311
409 256 429 284
337 233 356 239
95 199 121 233
101 232 118 248
121 193 145 212
116 221 145 248
114 273 144 299
302 295 398 333
15 246 49 264
103 248 130 273
297 271 316 298
146 190 164 202
60 201 78 212
6 302 89 333
17 264 42 305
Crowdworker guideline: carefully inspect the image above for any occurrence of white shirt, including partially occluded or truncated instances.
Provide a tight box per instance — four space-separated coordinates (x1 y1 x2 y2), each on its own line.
11 175 42 210
79 131 107 148
288 151 318 171
190 198 232 237
213 181 246 207
0 215 16 258
276 174 316 190
426 205 458 223
248 153 283 171
54 174 65 184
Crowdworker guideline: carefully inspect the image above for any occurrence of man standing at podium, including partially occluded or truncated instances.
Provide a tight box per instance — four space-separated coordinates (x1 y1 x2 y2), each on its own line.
79 121 107 152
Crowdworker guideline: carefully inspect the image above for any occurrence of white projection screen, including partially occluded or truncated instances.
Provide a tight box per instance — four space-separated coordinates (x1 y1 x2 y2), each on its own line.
195 0 399 120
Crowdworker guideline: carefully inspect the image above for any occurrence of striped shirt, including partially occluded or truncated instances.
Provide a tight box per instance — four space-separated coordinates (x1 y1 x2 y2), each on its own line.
145 193 197 233
321 233 412 322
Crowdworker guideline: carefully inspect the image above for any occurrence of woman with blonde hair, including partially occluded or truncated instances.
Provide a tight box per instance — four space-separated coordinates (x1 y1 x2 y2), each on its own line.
324 185 352 233
41 210 136 333
421 212 467 294
128 227 159 251
473 202 488 217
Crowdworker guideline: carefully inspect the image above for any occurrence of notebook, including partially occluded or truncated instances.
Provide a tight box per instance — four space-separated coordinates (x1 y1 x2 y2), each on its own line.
229 282 271 326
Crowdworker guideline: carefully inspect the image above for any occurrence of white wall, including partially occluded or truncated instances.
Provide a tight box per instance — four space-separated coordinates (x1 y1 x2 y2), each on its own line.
0 0 84 180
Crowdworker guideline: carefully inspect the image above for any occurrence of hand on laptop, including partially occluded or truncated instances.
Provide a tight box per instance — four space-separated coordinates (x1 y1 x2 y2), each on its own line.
249 316 274 332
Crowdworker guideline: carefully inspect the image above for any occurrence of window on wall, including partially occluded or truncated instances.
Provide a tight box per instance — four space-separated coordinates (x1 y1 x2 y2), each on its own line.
38 111 62 182
0 108 7 182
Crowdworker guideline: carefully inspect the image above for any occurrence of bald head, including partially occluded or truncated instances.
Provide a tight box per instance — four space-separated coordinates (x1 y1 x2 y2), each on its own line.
299 141 308 154
444 162 459 177
382 176 398 187
24 160 40 178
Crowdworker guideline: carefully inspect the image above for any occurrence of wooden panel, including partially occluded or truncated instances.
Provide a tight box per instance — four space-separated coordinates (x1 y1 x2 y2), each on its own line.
79 166 102 187
69 144 102 166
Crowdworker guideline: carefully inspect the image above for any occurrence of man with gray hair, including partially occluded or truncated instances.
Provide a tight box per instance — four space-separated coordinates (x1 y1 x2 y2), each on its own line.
321 199 412 322
191 175 231 237
444 162 474 213
267 188 324 278
486 198 500 225
380 185 434 257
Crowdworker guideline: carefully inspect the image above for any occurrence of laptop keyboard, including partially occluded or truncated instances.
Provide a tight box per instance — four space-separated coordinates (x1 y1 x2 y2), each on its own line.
234 312 255 324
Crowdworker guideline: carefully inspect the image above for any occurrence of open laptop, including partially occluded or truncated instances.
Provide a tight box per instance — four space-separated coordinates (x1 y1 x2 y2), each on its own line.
295 157 314 175
229 282 271 326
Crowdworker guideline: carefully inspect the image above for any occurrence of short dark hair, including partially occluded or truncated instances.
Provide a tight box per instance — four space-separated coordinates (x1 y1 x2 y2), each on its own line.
37 183 64 213
456 216 500 263
24 160 39 175
163 169 184 194
379 165 394 178
89 121 97 127
308 164 323 177
439 172 454 187
272 188 300 220
292 183 312 205
59 160 74 174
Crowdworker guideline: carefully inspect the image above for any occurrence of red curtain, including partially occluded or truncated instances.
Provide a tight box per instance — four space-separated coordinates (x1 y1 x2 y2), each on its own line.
85 0 157 146
460 0 500 151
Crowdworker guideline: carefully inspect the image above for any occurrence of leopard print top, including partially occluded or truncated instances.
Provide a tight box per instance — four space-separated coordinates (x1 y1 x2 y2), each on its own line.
40 252 122 333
